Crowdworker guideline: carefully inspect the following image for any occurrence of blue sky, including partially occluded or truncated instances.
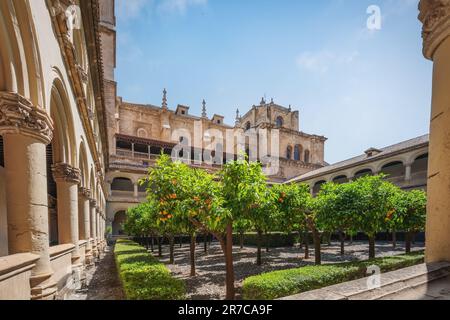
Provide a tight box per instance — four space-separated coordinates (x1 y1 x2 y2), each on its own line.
115 0 432 164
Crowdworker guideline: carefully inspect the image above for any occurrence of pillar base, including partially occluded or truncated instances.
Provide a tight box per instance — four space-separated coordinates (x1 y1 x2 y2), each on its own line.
85 251 95 267
30 272 58 300
71 263 85 290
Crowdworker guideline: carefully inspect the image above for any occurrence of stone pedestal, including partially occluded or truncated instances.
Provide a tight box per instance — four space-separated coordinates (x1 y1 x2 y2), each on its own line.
0 92 57 300
419 0 450 262
79 188 94 266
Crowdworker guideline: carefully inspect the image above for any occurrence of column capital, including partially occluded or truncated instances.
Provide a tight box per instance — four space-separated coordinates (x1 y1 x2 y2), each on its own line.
419 0 450 60
78 187 91 199
52 163 81 184
0 92 54 144
89 199 97 207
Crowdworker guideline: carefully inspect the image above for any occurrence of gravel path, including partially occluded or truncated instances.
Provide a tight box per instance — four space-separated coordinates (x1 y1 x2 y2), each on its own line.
157 241 425 300
68 246 124 300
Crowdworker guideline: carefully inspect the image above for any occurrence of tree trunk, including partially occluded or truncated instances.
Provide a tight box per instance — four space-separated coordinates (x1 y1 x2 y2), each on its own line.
304 231 309 259
190 234 196 277
204 233 208 254
239 232 244 249
225 223 235 300
405 231 412 254
158 236 162 257
257 229 263 266
368 235 376 259
327 232 332 246
313 230 322 265
298 231 303 249
145 236 149 250
150 235 154 252
180 235 183 248
350 234 353 245
265 232 270 253
169 235 175 264
392 231 397 249
339 231 345 255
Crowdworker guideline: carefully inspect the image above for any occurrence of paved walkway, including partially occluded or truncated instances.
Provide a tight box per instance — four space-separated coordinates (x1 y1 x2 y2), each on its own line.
67 246 124 300
382 275 450 300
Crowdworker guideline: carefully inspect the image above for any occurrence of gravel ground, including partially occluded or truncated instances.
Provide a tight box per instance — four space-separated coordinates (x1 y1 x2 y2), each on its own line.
157 241 425 300
67 246 124 300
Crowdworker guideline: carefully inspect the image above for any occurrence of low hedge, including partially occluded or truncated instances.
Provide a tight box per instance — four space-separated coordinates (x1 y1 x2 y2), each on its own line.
242 251 424 300
114 239 185 300
233 232 295 248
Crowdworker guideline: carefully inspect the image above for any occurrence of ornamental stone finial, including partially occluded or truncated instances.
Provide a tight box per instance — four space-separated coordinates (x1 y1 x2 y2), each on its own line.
0 92 54 144
202 99 207 118
419 0 450 60
162 88 168 110
52 163 81 184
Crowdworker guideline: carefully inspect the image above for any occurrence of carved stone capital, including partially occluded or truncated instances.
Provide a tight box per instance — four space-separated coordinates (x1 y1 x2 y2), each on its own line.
52 163 81 184
89 199 97 207
78 187 91 199
0 92 54 144
419 0 450 60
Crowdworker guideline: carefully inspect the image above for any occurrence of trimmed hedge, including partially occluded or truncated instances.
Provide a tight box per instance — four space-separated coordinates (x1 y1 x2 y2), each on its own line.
233 232 295 248
114 239 185 300
242 251 424 300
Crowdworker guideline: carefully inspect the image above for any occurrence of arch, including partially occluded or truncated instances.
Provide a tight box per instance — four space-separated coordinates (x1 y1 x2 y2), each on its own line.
294 145 302 161
380 161 405 179
286 145 293 160
304 149 310 164
50 76 77 166
312 180 327 195
111 177 134 192
0 0 45 107
112 211 127 236
332 175 349 184
245 121 251 131
353 168 373 180
78 141 89 188
376 158 406 173
276 116 284 128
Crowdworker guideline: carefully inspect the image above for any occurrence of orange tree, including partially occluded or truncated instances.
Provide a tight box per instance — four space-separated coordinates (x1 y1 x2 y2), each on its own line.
353 175 400 259
390 189 427 253
315 182 360 256
272 183 311 259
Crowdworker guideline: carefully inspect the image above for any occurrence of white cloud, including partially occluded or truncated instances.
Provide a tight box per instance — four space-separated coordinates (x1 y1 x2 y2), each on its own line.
157 0 208 15
296 51 359 74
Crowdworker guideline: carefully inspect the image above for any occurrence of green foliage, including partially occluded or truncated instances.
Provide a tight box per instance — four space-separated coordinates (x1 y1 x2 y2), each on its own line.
389 189 427 233
114 239 185 300
242 251 424 300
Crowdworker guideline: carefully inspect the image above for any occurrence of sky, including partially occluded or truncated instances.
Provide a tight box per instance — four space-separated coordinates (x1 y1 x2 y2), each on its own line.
115 0 432 164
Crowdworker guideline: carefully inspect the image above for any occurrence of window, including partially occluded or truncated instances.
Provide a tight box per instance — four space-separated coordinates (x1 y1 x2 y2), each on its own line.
304 150 310 163
286 146 292 160
276 116 284 128
294 145 301 161
181 110 186 115
245 122 251 131
111 178 134 192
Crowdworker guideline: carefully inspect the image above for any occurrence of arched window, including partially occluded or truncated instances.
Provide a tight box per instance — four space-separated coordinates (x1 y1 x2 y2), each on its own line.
245 122 251 131
286 146 292 160
294 145 302 161
304 150 310 163
111 178 134 192
276 116 284 128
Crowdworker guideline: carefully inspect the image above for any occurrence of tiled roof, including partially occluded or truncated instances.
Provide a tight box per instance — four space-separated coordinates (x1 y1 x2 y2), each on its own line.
288 134 429 183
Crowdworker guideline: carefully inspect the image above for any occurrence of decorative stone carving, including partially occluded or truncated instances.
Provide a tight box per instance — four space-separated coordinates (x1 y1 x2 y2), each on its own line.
419 0 450 60
52 163 81 184
89 199 97 207
78 187 91 199
0 92 54 144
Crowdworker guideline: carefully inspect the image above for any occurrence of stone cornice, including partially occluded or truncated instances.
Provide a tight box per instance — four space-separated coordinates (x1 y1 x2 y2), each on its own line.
0 92 54 144
419 0 450 60
52 163 81 184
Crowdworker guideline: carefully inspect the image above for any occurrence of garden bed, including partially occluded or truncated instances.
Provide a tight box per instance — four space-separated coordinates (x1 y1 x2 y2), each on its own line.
114 239 185 300
242 251 425 300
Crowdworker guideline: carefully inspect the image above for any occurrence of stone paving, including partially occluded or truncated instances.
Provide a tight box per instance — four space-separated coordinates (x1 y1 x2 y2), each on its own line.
159 241 424 300
67 246 124 300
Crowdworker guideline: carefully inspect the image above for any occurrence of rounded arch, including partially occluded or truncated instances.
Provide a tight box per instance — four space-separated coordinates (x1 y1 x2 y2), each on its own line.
294 144 302 161
286 145 293 160
112 210 127 236
312 180 327 195
332 175 349 184
276 116 284 128
78 141 89 188
111 177 134 192
50 76 77 166
352 168 374 179
0 0 45 107
304 149 310 164
376 158 407 173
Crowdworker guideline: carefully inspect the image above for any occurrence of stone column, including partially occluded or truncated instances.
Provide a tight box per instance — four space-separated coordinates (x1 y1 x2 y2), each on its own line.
78 187 93 266
0 92 57 299
419 0 450 263
134 182 139 198
405 162 412 182
52 163 83 279
90 199 98 258
96 208 103 254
